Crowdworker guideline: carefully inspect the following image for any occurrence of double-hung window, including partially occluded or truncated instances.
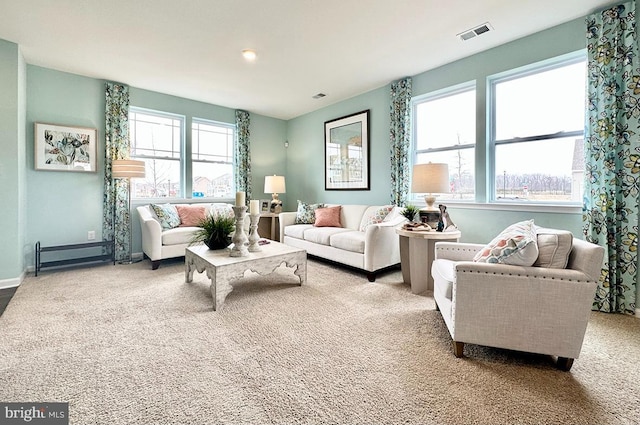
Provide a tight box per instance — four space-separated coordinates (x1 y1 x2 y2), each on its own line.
129 108 184 198
489 53 586 203
191 119 234 198
412 83 476 201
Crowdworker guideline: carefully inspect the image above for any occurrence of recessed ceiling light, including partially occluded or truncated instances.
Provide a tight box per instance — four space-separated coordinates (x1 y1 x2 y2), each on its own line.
242 49 257 61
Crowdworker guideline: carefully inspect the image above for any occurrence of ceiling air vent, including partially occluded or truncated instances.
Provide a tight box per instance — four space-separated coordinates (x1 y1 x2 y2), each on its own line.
457 22 493 41
312 93 327 99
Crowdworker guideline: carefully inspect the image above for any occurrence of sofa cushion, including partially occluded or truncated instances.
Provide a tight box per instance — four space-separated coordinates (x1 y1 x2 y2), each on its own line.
284 224 313 240
359 205 394 231
330 231 365 253
162 226 199 246
303 227 350 246
314 206 342 227
473 219 539 266
295 200 325 224
534 227 573 269
432 259 456 300
176 205 207 227
209 203 234 220
151 203 181 230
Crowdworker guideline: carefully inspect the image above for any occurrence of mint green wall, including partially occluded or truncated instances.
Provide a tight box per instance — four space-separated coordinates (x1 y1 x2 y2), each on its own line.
26 66 106 268
285 86 390 210
23 66 286 266
285 17 587 242
0 40 26 283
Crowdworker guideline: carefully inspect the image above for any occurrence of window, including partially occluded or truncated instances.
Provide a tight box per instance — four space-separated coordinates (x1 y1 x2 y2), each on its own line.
192 119 234 198
490 54 586 203
412 83 476 200
130 108 184 198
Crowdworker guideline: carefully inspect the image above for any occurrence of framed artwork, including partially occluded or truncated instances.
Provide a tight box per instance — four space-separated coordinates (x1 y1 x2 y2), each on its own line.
34 122 98 172
324 110 370 190
260 200 271 213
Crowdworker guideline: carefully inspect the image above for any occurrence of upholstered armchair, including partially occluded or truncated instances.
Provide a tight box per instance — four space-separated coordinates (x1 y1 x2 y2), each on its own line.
431 226 604 371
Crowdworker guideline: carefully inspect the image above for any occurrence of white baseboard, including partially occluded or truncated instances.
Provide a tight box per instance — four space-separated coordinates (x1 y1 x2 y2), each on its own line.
0 272 25 289
636 308 640 318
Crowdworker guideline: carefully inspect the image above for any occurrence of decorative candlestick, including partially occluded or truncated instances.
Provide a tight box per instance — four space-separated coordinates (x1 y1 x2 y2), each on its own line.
230 206 249 257
248 213 261 252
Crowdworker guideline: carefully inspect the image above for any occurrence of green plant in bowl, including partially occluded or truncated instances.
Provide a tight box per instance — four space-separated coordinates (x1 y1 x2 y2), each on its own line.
190 215 236 250
401 204 420 222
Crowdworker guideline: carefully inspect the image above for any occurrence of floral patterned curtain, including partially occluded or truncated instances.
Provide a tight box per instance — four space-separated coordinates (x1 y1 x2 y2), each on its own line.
584 1 639 314
235 110 251 202
103 82 130 261
389 77 412 206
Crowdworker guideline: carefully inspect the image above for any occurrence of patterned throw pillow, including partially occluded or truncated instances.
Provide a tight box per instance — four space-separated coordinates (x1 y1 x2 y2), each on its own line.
295 200 325 224
359 205 395 232
176 205 207 227
209 203 234 220
314 206 342 227
150 203 181 230
473 219 539 266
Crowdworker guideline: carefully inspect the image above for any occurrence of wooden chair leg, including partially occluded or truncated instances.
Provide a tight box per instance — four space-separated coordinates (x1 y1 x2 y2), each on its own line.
453 341 464 358
557 357 574 371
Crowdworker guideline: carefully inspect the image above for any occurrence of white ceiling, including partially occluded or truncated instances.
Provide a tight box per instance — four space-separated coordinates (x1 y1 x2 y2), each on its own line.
0 0 616 120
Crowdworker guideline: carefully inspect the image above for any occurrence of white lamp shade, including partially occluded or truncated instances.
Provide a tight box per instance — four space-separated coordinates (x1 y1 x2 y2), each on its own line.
411 163 449 194
112 159 146 179
264 175 286 194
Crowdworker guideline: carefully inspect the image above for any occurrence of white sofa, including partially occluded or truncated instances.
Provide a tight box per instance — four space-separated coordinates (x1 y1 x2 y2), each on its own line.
279 204 406 281
137 203 246 270
431 229 604 371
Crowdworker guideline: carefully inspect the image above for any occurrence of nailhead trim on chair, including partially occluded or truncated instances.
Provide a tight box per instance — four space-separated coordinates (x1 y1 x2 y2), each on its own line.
457 269 592 283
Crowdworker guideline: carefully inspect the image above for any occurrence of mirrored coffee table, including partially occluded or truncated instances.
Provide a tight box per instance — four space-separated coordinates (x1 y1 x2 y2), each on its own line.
185 241 307 310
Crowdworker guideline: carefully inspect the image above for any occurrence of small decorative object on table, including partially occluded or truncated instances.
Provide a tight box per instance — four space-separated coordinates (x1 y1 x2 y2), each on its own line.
248 200 261 252
438 204 458 232
230 198 249 257
403 222 433 232
401 204 420 222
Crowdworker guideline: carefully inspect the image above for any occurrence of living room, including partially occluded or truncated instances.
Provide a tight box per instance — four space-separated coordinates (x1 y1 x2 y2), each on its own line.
1 1 639 424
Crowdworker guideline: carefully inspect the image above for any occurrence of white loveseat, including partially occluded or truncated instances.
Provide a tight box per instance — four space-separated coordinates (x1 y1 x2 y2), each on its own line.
431 227 605 371
279 204 406 281
137 203 246 270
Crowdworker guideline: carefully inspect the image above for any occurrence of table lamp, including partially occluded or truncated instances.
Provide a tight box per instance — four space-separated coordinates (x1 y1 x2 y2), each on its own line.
264 175 286 213
411 162 449 228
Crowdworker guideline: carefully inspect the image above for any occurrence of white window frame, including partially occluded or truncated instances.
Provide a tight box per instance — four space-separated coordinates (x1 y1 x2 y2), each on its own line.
129 107 185 199
191 118 236 198
411 81 476 203
487 51 586 206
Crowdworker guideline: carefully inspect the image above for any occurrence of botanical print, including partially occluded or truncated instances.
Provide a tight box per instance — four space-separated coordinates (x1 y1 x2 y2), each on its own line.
583 1 639 314
43 129 91 166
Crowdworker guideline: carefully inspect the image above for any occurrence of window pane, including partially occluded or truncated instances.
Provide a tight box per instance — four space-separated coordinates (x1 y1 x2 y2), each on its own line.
416 148 475 200
495 61 586 140
129 109 184 198
192 162 233 198
495 137 582 202
131 158 181 198
415 89 475 150
191 120 235 197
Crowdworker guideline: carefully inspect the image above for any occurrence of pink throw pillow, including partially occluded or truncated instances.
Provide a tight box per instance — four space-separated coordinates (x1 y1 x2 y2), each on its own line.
176 205 207 227
314 206 342 227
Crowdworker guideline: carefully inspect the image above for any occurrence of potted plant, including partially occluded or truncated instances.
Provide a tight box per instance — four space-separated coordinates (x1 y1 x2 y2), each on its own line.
190 215 236 250
401 204 420 222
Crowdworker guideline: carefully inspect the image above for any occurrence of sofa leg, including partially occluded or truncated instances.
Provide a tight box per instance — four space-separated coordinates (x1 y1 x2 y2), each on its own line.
557 357 574 371
434 301 440 311
367 272 376 282
151 260 160 270
453 341 464 358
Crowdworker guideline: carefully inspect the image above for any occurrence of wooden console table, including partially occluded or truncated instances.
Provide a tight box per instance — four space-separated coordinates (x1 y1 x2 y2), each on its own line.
35 240 115 276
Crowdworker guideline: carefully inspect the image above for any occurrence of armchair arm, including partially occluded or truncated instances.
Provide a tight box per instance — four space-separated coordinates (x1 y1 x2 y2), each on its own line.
139 214 163 261
434 242 484 261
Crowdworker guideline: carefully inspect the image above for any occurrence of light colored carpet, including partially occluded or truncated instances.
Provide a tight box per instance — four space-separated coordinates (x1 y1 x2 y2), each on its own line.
1 258 639 425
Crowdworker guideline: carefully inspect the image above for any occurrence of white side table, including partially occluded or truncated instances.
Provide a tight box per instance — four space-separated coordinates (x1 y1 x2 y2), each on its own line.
396 228 461 294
